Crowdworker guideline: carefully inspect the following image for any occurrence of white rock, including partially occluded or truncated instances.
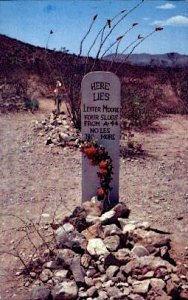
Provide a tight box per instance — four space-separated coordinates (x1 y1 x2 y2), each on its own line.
132 279 150 294
87 238 109 256
61 223 75 233
106 265 119 279
52 280 78 300
131 245 150 257
41 213 50 218
54 270 69 280
86 215 100 224
150 278 166 290
100 210 115 223
123 224 136 233
104 235 120 252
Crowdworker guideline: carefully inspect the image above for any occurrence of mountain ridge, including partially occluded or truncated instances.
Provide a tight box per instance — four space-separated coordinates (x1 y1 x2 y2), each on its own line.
104 53 188 68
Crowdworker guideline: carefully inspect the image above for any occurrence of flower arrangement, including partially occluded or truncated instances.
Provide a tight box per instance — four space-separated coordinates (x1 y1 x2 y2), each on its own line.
81 139 113 201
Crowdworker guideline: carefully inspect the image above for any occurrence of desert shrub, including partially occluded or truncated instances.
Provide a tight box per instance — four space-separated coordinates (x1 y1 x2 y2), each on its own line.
121 82 160 128
180 79 188 113
24 98 39 110
123 94 158 127
174 70 188 113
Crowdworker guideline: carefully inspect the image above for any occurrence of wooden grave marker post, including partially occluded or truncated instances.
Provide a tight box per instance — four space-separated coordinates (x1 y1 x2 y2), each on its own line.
81 71 121 206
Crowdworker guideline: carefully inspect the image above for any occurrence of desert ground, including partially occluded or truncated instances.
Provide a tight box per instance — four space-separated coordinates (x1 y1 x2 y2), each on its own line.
0 98 188 299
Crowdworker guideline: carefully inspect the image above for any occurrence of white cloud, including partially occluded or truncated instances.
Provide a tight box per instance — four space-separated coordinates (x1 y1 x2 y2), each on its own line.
143 17 150 21
156 3 176 9
152 15 188 26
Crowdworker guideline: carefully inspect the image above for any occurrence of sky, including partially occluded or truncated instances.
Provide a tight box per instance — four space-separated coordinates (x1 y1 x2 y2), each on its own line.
0 0 188 56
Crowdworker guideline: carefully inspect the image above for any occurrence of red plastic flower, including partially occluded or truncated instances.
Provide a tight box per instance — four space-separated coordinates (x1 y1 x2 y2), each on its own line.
83 146 97 158
97 187 105 197
99 160 108 169
99 168 108 176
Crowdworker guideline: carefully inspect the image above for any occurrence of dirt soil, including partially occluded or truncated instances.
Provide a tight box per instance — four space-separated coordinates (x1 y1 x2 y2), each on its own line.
0 98 188 299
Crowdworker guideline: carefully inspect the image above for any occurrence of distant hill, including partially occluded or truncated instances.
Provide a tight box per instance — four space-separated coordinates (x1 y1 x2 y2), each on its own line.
104 53 188 68
0 34 188 119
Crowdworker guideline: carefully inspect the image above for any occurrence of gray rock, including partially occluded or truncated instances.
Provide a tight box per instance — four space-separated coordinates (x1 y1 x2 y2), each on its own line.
57 248 75 264
98 274 108 283
138 256 167 270
39 269 53 282
86 286 98 297
104 235 120 252
150 278 166 290
131 245 150 257
52 280 78 300
129 294 145 300
132 279 150 294
123 223 136 233
82 198 103 217
106 265 119 279
70 254 85 283
139 270 154 279
61 223 75 233
94 280 103 289
107 286 124 298
114 248 131 264
87 238 109 256
55 225 85 249
57 249 85 283
82 221 104 240
80 253 92 268
102 279 114 288
30 272 37 279
78 290 87 298
59 132 69 141
103 224 122 237
121 259 138 275
122 287 131 296
98 290 108 300
54 270 69 281
29 285 51 300
44 260 57 269
84 276 94 286
86 267 97 277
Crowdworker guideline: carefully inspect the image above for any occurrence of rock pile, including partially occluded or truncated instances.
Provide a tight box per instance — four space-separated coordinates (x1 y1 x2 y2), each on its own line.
27 199 188 300
34 111 80 149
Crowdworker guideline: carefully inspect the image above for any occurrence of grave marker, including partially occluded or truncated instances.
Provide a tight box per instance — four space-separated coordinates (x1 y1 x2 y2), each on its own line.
81 71 121 205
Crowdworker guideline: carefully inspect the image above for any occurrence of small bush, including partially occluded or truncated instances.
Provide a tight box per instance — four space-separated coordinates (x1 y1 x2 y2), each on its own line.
24 98 39 110
127 94 158 127
121 82 160 129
